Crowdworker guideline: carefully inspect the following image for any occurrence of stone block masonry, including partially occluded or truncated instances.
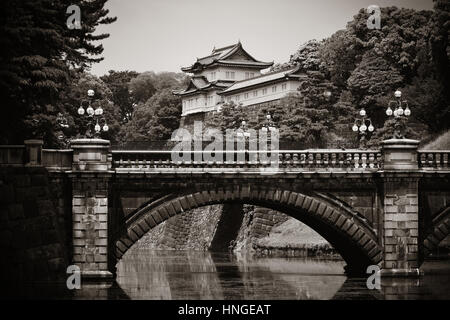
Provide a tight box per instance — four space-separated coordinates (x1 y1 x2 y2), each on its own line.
0 166 71 288
234 205 290 251
72 188 109 274
382 178 420 272
158 205 222 250
129 204 289 253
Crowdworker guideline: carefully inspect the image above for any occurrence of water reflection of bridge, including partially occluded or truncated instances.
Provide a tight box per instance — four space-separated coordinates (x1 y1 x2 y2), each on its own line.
115 250 348 300
7 250 448 299
112 250 450 300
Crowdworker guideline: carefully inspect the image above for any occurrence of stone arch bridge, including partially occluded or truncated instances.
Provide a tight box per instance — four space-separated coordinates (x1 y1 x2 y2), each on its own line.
2 138 449 279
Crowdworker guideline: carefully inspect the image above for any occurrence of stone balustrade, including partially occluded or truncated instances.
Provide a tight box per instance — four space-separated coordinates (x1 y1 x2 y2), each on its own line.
110 149 382 171
277 150 382 170
418 150 450 170
2 141 450 174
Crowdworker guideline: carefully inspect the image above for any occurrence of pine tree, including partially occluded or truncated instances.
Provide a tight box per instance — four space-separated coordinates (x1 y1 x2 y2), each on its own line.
0 0 116 144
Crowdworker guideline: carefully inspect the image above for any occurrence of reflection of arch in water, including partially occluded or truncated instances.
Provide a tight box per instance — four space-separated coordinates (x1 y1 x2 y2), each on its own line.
184 251 224 299
116 250 174 299
235 255 347 300
116 250 350 300
210 252 246 300
115 186 382 275
116 250 225 299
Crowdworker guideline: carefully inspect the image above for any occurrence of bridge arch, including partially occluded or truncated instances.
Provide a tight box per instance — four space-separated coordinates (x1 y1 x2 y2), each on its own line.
114 185 383 275
423 205 450 257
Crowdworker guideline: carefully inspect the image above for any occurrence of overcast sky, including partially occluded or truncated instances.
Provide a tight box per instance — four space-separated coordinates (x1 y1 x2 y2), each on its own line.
89 0 434 76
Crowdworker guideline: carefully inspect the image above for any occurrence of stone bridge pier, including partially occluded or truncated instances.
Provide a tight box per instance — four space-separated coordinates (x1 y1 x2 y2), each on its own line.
380 139 421 276
69 139 113 279
66 138 446 279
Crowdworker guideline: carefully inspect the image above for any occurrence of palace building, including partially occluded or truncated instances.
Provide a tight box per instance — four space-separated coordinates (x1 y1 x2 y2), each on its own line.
174 42 307 116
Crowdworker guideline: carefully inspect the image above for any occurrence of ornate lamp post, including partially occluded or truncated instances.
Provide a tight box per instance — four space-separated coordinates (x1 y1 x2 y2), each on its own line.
260 112 278 152
323 90 332 100
236 120 251 140
77 89 109 138
56 112 69 129
385 90 411 139
352 107 374 149
261 113 276 134
235 120 251 155
55 112 70 146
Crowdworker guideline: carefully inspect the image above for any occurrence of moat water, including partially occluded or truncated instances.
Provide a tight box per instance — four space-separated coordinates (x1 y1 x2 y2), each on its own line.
4 249 450 300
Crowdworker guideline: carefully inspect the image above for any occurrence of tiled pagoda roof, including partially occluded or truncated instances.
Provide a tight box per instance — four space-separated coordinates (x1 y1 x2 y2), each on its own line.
181 42 273 73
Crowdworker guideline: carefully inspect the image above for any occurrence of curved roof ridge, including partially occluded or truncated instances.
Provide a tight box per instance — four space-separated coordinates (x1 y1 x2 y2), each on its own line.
212 43 239 54
196 52 221 62
217 42 243 60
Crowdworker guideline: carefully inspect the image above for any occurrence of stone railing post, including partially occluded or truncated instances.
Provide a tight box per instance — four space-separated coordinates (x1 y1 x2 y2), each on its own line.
24 139 43 166
380 138 421 277
69 139 113 279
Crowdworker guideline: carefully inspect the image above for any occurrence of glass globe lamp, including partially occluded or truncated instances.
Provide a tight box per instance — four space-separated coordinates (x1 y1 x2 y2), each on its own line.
359 108 366 117
404 106 411 116
86 106 94 115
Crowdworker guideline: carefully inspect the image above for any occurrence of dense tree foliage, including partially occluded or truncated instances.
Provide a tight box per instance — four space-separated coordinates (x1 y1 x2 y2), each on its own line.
0 0 116 145
119 73 186 142
128 71 187 103
320 3 449 144
120 89 182 142
100 70 139 123
55 70 186 145
269 2 450 147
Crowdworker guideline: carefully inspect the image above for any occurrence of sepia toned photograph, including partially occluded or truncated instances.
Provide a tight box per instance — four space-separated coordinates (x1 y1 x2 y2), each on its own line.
0 0 449 306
